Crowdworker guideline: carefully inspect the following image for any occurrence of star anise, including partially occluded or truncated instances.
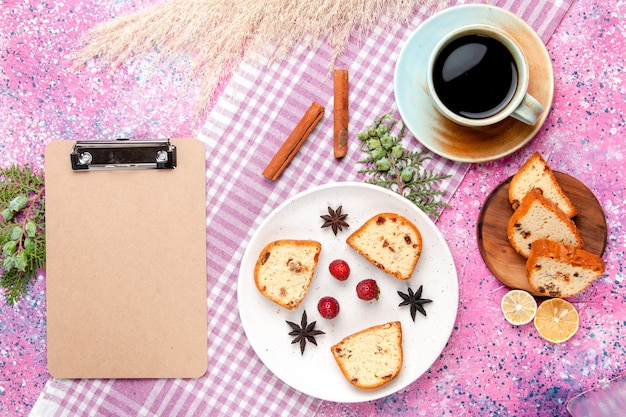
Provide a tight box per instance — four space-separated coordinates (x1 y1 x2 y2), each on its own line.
286 310 325 355
320 205 349 235
398 285 433 322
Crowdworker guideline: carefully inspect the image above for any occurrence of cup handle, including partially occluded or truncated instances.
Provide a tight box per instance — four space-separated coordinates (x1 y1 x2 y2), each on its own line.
511 93 544 125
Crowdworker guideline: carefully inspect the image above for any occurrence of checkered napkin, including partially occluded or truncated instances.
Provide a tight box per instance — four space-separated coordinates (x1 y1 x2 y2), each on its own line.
31 0 572 416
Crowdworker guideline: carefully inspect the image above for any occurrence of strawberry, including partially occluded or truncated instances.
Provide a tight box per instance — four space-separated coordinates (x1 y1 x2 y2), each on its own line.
356 279 380 301
329 259 350 281
317 296 340 319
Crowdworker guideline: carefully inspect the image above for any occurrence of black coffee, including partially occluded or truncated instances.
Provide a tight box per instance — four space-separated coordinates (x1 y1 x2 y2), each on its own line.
432 34 518 119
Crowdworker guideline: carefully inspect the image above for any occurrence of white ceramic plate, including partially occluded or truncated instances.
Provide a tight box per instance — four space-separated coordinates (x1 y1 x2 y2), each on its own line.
394 4 554 163
238 182 458 402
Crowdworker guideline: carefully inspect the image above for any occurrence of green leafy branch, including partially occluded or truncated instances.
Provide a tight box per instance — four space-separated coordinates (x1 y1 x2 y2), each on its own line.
1 165 45 305
357 113 451 218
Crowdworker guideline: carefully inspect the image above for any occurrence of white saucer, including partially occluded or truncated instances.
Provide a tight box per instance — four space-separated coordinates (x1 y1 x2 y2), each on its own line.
394 4 554 163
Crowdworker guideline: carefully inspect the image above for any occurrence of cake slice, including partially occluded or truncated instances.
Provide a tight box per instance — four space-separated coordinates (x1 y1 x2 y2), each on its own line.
331 322 403 390
346 213 422 280
509 152 577 217
507 189 583 258
527 239 605 298
254 239 321 309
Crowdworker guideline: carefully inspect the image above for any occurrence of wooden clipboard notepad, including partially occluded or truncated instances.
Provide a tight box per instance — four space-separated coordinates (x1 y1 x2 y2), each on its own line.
45 139 207 379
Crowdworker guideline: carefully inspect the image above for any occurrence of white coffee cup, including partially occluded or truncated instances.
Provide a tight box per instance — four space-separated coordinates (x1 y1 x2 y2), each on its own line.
426 25 544 127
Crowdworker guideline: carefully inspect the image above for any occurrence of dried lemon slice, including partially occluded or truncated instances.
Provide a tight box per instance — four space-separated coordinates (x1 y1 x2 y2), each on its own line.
534 298 579 343
501 289 537 325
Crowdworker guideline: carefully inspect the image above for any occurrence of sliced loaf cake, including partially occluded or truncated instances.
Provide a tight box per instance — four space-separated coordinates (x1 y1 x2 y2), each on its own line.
331 321 403 390
346 213 422 280
509 152 577 217
507 189 583 258
526 239 605 298
254 239 321 309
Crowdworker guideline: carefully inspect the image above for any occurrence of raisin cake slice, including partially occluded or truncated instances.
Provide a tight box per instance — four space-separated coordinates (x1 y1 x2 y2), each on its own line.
526 239 605 298
254 239 321 309
508 152 577 217
507 189 583 258
346 213 422 281
331 322 403 390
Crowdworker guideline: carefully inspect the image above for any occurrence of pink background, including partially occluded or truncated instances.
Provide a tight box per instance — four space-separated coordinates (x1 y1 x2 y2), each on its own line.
1 0 625 416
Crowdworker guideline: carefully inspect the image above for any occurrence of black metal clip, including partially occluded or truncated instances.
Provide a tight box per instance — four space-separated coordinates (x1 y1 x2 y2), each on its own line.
70 139 177 170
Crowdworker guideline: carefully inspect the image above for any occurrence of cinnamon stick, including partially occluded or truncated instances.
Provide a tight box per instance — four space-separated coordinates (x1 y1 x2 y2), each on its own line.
333 69 349 159
262 102 325 181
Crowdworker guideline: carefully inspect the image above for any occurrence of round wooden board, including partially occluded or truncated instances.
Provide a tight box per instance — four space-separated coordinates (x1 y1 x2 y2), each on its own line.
477 172 607 296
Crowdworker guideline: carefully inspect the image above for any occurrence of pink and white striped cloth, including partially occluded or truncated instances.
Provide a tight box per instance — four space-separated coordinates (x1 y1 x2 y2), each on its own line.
32 0 573 415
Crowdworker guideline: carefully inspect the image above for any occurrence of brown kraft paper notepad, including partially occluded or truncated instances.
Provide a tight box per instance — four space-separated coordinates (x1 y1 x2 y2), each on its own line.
45 138 207 379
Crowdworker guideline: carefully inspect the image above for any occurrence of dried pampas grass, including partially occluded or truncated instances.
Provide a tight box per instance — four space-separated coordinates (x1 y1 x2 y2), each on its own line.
74 0 448 116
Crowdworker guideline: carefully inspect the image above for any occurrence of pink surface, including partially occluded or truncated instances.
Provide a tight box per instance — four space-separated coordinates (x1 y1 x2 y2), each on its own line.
319 2 626 415
1 0 625 416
